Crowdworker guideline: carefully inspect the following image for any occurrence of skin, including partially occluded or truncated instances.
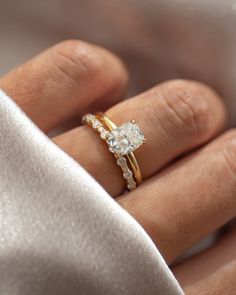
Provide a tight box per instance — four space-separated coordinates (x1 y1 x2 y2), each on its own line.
1 39 235 294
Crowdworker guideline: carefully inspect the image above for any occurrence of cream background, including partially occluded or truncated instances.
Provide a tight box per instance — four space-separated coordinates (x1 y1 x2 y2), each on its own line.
1 0 236 124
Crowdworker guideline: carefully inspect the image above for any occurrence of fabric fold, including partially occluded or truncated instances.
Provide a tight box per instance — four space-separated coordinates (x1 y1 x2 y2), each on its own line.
0 90 183 295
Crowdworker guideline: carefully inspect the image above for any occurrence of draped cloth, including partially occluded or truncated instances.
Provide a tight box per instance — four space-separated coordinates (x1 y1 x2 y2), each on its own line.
0 90 183 294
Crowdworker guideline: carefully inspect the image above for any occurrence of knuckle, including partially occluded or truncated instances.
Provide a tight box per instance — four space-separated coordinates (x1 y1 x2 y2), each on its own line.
221 130 236 176
159 79 210 139
50 40 105 88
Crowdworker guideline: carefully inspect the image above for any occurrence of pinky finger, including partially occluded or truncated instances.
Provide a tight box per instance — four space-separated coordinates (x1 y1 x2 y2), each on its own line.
172 227 236 295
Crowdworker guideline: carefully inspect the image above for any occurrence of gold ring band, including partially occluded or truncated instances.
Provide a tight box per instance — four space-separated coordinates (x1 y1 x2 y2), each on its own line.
95 112 143 185
82 114 137 190
82 112 145 191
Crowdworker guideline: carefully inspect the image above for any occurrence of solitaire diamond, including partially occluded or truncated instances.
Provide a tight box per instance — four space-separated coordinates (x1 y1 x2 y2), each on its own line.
107 121 145 156
82 113 144 191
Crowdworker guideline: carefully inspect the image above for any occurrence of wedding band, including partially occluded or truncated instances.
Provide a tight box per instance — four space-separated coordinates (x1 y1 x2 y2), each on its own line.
82 113 145 191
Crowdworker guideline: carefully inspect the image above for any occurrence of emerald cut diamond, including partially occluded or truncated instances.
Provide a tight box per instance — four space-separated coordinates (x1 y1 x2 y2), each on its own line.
107 122 145 156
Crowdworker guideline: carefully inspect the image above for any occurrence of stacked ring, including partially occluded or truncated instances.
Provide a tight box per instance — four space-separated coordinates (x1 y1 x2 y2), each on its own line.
82 112 145 191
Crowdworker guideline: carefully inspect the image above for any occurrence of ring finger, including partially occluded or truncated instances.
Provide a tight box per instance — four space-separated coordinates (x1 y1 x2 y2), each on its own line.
54 79 226 196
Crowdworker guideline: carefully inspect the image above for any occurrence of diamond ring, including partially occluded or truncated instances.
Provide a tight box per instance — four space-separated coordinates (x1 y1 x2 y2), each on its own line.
82 112 145 191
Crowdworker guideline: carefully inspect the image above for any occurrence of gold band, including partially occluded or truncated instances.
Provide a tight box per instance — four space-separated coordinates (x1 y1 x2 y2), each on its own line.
95 112 142 185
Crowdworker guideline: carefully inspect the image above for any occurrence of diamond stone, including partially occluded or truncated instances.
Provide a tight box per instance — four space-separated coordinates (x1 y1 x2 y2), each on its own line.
92 120 102 129
127 182 136 190
107 122 144 156
116 157 127 166
100 130 110 139
123 170 133 179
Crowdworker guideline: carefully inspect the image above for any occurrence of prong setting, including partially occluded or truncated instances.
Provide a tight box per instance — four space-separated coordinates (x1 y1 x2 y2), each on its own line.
82 113 144 191
107 122 145 156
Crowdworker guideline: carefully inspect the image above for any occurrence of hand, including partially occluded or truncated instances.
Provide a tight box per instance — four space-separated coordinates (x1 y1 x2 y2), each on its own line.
1 40 235 294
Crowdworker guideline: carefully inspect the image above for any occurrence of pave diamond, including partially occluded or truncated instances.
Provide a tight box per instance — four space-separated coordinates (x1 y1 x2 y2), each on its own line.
116 157 127 166
123 170 133 179
107 122 145 156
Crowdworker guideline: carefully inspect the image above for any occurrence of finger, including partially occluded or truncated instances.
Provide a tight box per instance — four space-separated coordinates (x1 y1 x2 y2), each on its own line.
173 227 236 295
0 40 128 132
118 130 236 263
54 80 226 196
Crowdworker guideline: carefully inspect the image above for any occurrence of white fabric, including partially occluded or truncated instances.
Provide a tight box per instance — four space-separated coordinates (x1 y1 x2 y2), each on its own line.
0 89 184 294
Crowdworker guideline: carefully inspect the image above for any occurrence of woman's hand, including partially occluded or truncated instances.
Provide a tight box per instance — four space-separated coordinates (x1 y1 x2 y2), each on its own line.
1 40 235 294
